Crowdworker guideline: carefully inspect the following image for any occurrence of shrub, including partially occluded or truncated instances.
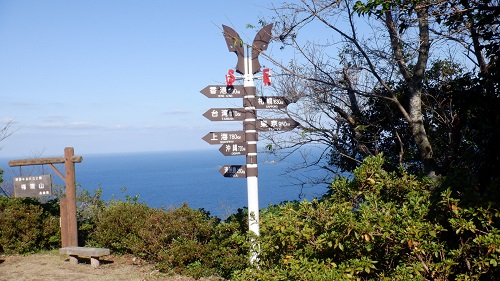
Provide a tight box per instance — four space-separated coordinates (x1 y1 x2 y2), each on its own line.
232 155 500 280
0 197 60 254
92 200 151 253
92 201 248 279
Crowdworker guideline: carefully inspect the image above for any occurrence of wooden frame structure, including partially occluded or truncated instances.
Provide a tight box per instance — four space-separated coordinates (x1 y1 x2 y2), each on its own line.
8 147 82 247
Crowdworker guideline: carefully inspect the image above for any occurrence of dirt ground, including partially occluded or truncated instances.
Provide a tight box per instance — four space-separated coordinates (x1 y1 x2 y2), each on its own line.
0 251 223 281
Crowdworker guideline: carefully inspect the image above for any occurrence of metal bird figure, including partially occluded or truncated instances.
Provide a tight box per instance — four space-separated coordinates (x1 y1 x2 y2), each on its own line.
222 25 245 74
251 24 273 74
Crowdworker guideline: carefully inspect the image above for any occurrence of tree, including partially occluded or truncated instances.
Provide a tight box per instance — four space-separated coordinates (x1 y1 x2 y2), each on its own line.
258 0 499 183
0 120 14 195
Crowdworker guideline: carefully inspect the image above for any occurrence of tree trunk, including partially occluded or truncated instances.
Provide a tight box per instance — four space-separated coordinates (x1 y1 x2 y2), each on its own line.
413 6 439 180
385 5 440 180
408 87 439 180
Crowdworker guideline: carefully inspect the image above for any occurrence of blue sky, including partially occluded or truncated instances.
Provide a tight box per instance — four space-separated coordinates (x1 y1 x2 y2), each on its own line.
0 1 280 158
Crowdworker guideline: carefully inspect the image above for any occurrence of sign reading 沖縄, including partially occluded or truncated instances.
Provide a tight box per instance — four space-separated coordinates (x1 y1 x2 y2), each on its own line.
14 175 52 197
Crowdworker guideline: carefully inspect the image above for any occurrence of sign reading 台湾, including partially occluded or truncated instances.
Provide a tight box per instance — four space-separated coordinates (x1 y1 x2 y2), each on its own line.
203 108 247 121
14 175 52 198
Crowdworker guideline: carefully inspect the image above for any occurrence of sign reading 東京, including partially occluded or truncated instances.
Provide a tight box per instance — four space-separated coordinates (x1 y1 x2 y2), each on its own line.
257 118 300 131
14 175 52 198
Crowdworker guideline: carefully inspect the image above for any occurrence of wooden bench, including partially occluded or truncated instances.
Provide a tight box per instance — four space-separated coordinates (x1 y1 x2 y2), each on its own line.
59 246 110 267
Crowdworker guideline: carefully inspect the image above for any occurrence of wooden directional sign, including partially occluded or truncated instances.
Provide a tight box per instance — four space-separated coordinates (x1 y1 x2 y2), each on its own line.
219 165 247 178
202 131 246 145
219 142 247 156
250 96 291 109
200 85 246 98
203 108 246 121
257 118 300 131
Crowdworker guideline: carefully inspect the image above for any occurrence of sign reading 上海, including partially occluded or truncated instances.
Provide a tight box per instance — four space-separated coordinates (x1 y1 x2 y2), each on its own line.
202 131 246 145
200 85 246 98
203 108 247 122
14 175 52 198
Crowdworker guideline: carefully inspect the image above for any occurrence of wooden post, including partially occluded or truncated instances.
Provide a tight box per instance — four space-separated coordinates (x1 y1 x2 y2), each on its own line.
64 147 78 247
8 147 83 248
60 198 68 247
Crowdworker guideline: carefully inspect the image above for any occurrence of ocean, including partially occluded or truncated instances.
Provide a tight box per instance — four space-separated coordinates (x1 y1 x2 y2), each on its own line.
0 150 329 218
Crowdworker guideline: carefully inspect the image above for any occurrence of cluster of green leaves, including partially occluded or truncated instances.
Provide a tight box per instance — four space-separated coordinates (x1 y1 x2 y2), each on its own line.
0 186 250 280
90 201 248 279
0 197 60 254
2 155 499 279
232 155 500 280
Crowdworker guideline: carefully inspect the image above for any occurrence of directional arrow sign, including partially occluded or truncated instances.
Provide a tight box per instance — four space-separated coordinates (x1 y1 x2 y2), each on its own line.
203 108 246 121
257 118 300 131
219 142 247 156
200 85 246 98
219 165 247 178
252 96 291 109
202 131 246 145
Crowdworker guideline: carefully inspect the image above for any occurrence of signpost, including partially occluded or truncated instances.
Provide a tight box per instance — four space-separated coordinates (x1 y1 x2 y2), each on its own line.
9 147 82 248
201 23 300 264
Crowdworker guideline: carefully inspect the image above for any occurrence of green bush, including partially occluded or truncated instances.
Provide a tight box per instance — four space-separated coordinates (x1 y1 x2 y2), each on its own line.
92 200 151 253
92 201 248 279
4 155 497 280
232 155 500 280
0 197 60 254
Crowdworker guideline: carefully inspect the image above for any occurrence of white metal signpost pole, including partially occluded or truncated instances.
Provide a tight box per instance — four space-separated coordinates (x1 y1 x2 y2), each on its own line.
243 44 260 263
215 24 273 265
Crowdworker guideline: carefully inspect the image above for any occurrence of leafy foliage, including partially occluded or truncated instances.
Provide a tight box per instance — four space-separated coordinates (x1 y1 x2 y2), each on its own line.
232 155 500 280
91 201 248 279
1 155 499 279
0 197 60 254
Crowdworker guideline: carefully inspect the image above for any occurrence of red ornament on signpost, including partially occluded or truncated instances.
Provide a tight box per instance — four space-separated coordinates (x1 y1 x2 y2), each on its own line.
226 69 235 86
263 68 271 86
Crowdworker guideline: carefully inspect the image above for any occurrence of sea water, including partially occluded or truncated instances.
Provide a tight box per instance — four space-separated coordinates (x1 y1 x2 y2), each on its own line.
0 150 329 218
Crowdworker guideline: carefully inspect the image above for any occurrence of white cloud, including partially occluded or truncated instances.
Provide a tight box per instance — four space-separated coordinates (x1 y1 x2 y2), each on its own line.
163 108 189 115
0 117 16 124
